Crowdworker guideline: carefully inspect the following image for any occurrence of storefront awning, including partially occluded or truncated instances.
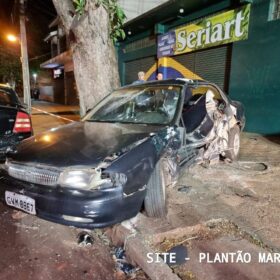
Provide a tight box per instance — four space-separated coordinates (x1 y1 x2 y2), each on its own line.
40 50 73 72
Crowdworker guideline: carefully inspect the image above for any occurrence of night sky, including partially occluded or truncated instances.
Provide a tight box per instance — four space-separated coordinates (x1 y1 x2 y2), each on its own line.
0 0 57 58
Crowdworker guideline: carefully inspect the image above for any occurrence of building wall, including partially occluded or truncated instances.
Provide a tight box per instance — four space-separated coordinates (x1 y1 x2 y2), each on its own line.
118 0 169 21
118 0 280 134
38 70 54 102
229 0 280 134
53 76 65 104
118 1 238 86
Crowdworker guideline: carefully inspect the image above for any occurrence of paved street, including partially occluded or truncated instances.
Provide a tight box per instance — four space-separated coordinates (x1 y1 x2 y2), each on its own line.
31 100 80 134
0 203 116 280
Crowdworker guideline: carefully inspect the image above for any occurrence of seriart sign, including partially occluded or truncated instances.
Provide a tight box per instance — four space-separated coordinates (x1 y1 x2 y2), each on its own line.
157 4 251 57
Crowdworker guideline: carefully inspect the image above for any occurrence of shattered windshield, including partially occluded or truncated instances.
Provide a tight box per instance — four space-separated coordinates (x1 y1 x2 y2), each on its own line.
85 85 182 125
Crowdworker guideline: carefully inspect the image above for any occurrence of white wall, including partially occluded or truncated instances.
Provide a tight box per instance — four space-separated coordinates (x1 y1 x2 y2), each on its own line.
118 0 169 21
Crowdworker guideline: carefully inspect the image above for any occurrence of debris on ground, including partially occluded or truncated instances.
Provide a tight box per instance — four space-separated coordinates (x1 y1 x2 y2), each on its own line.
165 245 188 266
113 247 139 276
77 231 94 247
92 228 111 246
177 185 192 193
155 218 276 255
11 210 27 220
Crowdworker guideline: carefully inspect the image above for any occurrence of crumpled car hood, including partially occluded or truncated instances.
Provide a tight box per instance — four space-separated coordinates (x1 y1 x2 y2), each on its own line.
8 121 164 167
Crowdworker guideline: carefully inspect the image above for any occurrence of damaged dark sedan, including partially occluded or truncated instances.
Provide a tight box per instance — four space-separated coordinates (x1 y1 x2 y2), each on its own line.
0 79 245 228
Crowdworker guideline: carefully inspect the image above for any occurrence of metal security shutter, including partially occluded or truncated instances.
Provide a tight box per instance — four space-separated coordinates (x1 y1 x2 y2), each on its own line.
175 52 196 72
175 45 232 92
125 56 156 85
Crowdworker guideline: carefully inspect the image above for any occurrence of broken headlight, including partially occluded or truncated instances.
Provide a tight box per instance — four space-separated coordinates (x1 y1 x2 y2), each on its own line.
57 168 126 190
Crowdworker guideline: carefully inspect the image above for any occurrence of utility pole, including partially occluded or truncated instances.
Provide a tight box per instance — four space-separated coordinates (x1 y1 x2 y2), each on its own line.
19 0 31 113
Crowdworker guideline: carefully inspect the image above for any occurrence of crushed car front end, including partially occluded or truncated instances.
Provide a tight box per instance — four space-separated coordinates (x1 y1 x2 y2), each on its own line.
0 161 146 228
0 117 179 228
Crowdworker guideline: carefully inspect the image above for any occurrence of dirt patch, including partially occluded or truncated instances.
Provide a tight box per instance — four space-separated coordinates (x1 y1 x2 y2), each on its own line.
130 133 280 279
155 219 275 253
164 156 280 249
146 219 280 280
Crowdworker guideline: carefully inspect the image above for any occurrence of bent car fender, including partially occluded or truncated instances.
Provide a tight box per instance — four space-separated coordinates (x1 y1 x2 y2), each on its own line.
106 126 180 195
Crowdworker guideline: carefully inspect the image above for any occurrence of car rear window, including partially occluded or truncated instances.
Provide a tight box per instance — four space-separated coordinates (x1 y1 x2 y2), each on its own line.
0 88 18 106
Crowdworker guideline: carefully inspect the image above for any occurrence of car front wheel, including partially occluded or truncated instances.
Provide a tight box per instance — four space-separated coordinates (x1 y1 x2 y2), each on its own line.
144 160 167 218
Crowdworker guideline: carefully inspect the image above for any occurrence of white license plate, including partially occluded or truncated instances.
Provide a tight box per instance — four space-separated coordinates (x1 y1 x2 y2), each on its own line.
5 191 36 215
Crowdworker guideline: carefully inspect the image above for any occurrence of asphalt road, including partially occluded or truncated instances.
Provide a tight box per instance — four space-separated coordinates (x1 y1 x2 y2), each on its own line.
0 204 117 280
31 100 80 134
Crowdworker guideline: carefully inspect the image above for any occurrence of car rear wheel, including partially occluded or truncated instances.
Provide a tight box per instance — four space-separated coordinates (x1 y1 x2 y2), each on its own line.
144 160 167 218
225 125 240 161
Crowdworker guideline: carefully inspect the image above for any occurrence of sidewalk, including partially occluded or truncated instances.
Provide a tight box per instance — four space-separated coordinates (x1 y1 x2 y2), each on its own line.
116 132 280 280
30 100 80 134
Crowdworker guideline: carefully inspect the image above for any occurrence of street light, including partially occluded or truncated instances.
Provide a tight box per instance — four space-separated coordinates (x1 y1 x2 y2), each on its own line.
7 34 18 43
32 73 37 83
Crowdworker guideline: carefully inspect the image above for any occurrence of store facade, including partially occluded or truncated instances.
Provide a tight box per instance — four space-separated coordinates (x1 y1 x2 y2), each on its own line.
40 18 79 105
117 0 280 134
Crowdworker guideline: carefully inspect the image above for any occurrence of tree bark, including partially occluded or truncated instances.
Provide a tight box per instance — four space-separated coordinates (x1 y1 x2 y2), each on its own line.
52 0 120 116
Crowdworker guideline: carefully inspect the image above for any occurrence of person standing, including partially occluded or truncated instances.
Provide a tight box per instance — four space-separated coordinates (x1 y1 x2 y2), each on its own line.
156 72 163 80
132 71 145 84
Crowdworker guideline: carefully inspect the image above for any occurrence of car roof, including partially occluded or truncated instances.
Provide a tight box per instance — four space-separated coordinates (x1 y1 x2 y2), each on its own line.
122 78 209 88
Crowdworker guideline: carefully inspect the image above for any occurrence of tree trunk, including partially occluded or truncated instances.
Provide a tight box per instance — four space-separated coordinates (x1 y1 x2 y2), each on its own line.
52 0 120 116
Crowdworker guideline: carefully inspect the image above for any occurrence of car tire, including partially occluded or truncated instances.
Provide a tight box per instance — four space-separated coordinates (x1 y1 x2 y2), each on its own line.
144 160 167 218
225 125 240 161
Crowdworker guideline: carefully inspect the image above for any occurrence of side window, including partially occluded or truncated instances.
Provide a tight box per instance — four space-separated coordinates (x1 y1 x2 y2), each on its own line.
182 86 208 133
184 85 222 106
182 85 225 133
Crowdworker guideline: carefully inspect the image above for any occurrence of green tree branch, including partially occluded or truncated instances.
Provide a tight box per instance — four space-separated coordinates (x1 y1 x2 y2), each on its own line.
72 0 126 42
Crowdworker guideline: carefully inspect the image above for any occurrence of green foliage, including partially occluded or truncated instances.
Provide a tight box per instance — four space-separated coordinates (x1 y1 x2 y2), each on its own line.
73 0 86 15
0 45 22 86
102 0 126 43
72 0 126 43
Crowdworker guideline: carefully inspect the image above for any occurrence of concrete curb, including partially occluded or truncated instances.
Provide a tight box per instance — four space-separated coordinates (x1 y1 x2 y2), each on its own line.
106 225 181 280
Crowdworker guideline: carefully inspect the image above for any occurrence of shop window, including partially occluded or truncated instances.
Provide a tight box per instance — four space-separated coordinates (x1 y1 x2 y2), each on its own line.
268 0 280 21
